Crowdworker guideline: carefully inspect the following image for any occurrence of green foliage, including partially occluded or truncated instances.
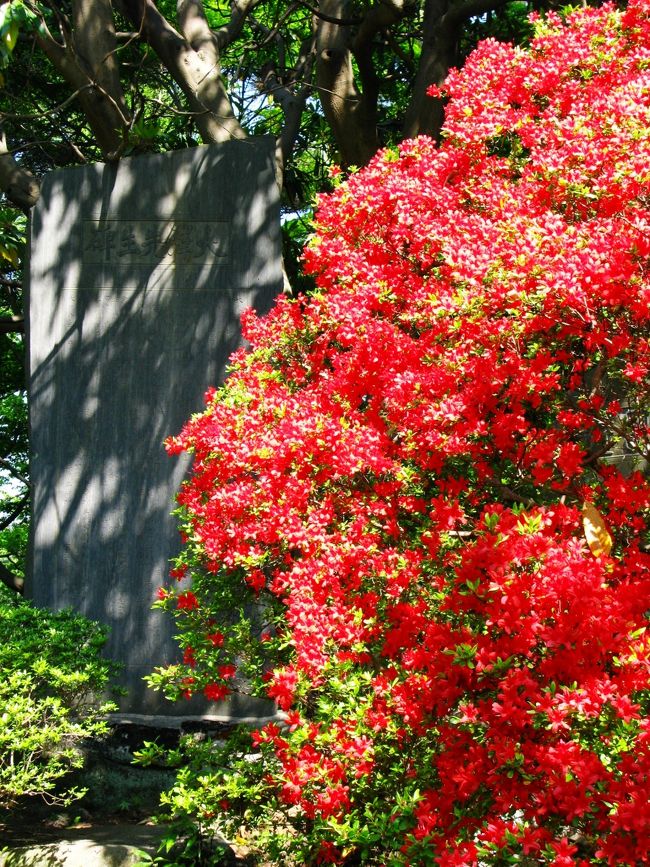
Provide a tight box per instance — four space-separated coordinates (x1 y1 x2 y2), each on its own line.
0 1 36 78
282 213 316 296
135 728 275 865
0 585 119 808
0 205 27 580
461 1 534 56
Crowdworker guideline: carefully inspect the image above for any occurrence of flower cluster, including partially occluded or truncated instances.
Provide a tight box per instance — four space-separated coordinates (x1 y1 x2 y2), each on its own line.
156 3 650 863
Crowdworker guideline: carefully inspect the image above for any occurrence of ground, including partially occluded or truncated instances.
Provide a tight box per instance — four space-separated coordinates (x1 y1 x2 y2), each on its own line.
0 721 260 865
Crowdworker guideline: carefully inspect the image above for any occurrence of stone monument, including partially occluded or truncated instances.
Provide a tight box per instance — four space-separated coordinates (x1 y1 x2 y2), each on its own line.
26 140 282 717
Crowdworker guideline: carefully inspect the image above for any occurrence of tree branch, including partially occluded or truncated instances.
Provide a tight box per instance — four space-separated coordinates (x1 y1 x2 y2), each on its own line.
0 560 24 595
121 0 245 143
0 84 111 123
315 0 379 167
177 0 221 62
214 0 264 50
0 128 40 211
442 0 512 30
386 29 416 73
264 71 313 181
351 0 418 135
248 2 302 53
32 5 130 159
402 0 459 141
0 459 28 488
0 316 25 334
0 493 29 532
296 0 361 25
72 0 127 106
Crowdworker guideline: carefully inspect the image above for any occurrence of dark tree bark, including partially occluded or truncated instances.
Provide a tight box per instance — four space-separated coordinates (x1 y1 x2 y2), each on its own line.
404 0 513 140
35 0 130 159
0 129 40 210
0 561 23 594
120 0 247 144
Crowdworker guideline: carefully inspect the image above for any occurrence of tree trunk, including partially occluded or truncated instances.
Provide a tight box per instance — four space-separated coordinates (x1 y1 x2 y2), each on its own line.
315 0 379 168
120 0 246 144
35 1 130 159
403 0 513 141
0 129 40 210
402 0 456 141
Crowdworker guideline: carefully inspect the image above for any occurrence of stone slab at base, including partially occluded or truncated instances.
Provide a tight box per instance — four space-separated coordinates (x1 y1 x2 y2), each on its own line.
0 834 161 867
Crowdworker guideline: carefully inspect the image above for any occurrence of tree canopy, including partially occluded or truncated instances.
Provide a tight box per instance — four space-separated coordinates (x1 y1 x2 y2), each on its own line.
0 0 536 208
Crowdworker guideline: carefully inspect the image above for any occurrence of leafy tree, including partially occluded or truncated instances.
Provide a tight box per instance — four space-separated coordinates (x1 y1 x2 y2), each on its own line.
0 0 536 208
147 1 650 863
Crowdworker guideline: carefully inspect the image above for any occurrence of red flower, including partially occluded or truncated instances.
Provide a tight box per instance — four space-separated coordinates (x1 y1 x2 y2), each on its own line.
164 2 650 862
176 591 199 610
266 667 299 710
204 682 229 701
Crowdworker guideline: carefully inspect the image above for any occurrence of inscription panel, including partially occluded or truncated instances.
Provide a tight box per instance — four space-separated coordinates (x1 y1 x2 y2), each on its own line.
82 220 230 266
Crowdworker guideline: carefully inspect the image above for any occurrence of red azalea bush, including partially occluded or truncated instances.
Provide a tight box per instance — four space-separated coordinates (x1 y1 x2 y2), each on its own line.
151 3 650 864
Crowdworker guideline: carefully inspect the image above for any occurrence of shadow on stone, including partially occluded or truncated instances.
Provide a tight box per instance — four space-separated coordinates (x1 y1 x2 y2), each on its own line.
26 139 282 718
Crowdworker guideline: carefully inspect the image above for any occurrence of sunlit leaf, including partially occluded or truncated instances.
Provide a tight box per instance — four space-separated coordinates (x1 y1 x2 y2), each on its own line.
582 502 613 557
0 244 18 267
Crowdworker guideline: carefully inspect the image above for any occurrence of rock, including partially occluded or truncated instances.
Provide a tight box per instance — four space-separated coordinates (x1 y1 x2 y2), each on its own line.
0 820 242 866
0 822 164 867
1 839 145 866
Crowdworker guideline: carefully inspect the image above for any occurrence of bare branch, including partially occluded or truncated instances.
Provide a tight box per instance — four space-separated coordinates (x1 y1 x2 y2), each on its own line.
0 317 25 334
386 29 416 72
214 0 265 50
0 493 29 532
0 84 108 122
296 0 361 25
263 68 314 179
0 460 28 488
0 561 24 595
27 0 72 47
139 96 213 117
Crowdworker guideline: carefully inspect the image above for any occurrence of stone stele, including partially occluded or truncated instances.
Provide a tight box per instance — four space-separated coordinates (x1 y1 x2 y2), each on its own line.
26 140 282 717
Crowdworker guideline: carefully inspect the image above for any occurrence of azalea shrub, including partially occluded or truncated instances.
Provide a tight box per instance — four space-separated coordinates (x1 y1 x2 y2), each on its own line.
150 2 650 864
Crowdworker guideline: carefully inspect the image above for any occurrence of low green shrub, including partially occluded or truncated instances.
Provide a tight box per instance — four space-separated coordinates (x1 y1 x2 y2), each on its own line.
0 584 118 807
